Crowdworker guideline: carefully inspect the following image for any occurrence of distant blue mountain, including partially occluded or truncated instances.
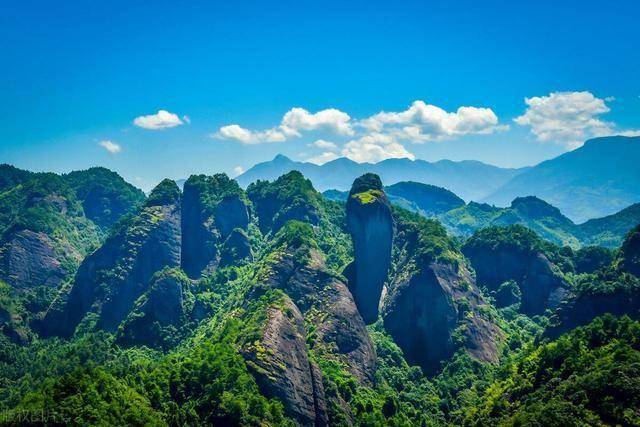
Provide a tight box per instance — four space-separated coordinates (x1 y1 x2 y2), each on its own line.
483 136 640 223
324 180 640 249
237 154 525 202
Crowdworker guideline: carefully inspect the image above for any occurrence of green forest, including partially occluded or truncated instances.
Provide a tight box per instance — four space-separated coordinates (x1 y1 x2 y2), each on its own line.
1 165 639 426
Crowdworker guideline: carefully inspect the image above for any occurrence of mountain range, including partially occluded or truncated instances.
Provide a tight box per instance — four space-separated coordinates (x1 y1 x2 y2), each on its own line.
324 182 640 249
1 163 640 425
238 135 640 223
237 154 524 202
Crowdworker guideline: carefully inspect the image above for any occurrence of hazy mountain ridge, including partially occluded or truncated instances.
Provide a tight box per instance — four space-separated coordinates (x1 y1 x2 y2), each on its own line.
483 136 640 222
237 154 525 201
242 136 640 223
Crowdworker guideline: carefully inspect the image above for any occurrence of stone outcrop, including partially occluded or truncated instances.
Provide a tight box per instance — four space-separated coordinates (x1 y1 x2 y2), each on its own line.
66 167 146 230
546 291 640 338
247 171 321 234
0 230 68 290
181 175 250 278
181 177 219 278
41 180 182 337
520 253 569 314
462 226 569 316
117 268 193 349
220 228 252 266
258 246 376 385
242 296 328 426
214 195 250 239
383 261 501 375
546 226 640 337
345 174 394 324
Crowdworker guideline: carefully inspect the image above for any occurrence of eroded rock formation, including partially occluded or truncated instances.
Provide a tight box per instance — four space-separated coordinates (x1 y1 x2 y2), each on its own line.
345 174 393 324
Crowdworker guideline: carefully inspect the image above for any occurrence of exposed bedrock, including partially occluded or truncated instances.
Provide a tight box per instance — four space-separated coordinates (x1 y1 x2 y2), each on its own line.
345 173 394 324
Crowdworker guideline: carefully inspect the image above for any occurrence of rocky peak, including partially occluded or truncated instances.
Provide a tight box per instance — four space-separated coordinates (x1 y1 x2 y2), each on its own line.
65 167 145 230
180 174 249 278
247 171 321 234
116 268 193 349
40 179 182 337
462 225 568 315
145 179 181 207
256 221 377 384
214 195 250 239
345 173 394 323
382 212 501 374
510 196 565 220
242 295 328 426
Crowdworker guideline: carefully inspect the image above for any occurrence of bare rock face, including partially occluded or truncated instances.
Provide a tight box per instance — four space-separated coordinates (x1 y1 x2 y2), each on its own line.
547 291 640 339
260 247 377 386
0 230 68 290
242 296 328 426
220 228 252 266
41 180 182 337
181 178 219 279
116 268 193 349
520 253 570 315
462 226 569 316
546 227 640 337
383 262 501 375
214 195 250 239
181 175 250 278
246 171 321 234
345 174 394 324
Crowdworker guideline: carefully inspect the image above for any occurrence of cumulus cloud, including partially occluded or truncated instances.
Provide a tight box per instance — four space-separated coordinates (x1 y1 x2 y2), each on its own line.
216 107 353 144
514 91 615 148
309 139 338 150
307 151 340 165
281 108 354 136
341 132 415 163
514 91 640 148
133 110 184 130
99 140 121 154
233 166 245 177
215 124 287 144
359 100 506 142
619 130 640 137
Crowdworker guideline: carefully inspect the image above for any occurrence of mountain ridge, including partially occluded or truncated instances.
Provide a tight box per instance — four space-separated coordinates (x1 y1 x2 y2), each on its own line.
239 135 640 222
483 135 640 222
237 154 525 201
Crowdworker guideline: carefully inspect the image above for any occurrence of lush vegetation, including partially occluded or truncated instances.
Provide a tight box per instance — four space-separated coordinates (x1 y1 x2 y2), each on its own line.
466 315 640 426
247 171 322 233
437 196 640 249
1 166 640 426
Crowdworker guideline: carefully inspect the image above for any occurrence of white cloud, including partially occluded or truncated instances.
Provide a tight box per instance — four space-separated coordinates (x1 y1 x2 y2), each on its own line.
216 107 353 144
514 91 614 148
99 140 121 154
359 100 506 142
307 151 339 165
182 115 191 124
309 139 338 150
133 110 184 130
281 107 354 136
233 166 245 177
341 132 415 163
215 124 286 144
619 130 640 137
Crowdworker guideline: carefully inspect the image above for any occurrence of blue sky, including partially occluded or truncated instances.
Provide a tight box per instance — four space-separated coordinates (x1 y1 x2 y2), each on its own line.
1 0 639 190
